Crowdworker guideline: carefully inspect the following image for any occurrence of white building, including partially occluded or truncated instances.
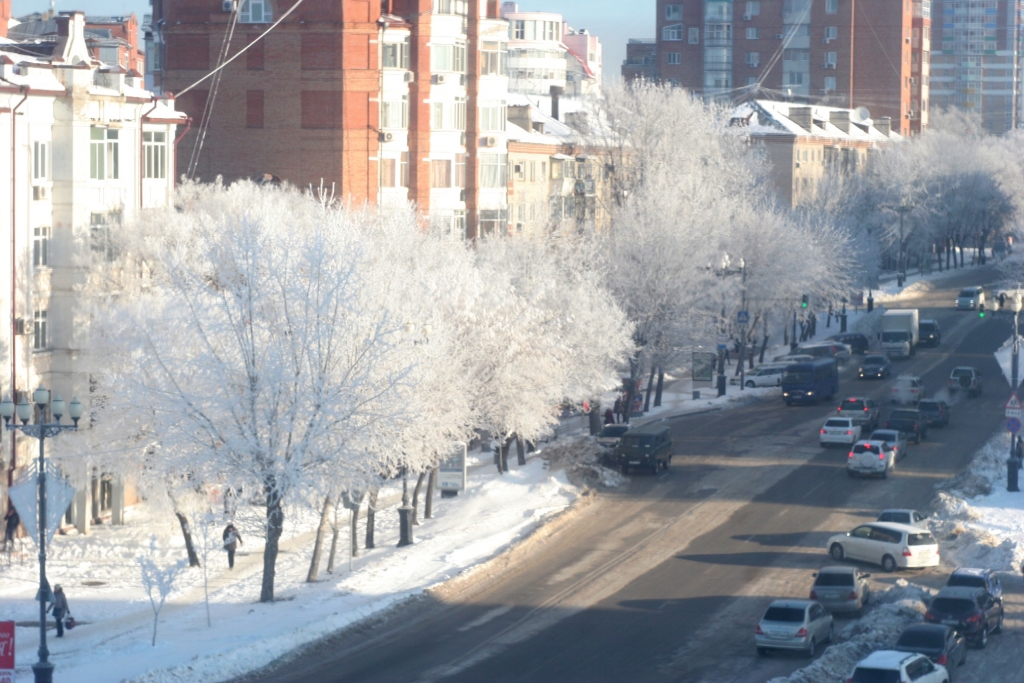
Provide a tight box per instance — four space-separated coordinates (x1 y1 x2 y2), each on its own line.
0 12 183 533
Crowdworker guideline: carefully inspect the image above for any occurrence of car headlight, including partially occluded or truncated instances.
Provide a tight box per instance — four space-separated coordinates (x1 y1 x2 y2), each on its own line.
807 391 814 396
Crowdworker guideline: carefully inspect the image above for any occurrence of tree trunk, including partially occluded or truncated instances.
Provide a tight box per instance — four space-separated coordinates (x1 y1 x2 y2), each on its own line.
424 469 437 519
643 365 656 412
654 369 664 407
623 355 639 424
760 317 769 364
516 436 526 466
411 472 426 525
175 512 201 568
349 506 359 561
326 502 340 574
364 488 378 549
260 486 284 603
306 494 333 582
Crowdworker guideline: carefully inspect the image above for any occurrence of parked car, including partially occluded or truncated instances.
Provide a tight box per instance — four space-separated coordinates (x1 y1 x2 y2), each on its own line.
918 400 950 428
895 624 967 674
858 354 892 380
948 367 983 397
755 599 833 657
869 429 909 462
614 423 673 475
827 332 870 355
596 424 629 450
891 376 925 404
827 522 940 572
919 319 942 347
797 341 852 364
877 509 929 528
809 566 870 614
885 409 927 444
955 286 985 311
821 417 862 447
946 567 1002 602
847 651 949 683
730 363 787 387
924 586 1003 648
774 353 815 363
847 440 895 478
837 397 880 430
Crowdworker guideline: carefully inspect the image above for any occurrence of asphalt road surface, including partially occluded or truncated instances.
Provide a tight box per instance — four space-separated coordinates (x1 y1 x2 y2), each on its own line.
238 266 1023 683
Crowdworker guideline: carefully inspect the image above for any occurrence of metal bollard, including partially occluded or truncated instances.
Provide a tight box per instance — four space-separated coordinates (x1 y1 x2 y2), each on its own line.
692 390 700 400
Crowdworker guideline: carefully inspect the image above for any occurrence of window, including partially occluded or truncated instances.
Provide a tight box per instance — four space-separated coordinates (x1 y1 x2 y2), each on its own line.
143 131 167 178
479 154 507 188
431 159 452 188
667 52 681 64
382 158 397 188
746 27 759 39
383 41 410 69
432 42 467 72
90 128 118 180
826 0 838 13
825 26 838 40
33 227 48 268
688 27 700 44
825 51 837 65
434 0 467 14
514 160 525 181
481 42 508 76
663 24 683 41
480 101 506 132
454 96 467 131
240 0 271 23
666 4 683 20
90 211 120 262
33 310 46 350
705 24 731 41
746 52 759 66
479 209 506 237
399 152 409 187
746 1 761 15
381 96 409 129
746 76 758 85
824 76 836 90
456 153 466 188
528 161 536 182
33 141 48 180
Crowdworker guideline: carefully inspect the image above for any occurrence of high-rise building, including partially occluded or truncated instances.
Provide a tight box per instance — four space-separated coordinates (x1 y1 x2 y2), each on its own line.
930 0 1022 133
622 39 659 82
151 0 510 239
655 0 925 136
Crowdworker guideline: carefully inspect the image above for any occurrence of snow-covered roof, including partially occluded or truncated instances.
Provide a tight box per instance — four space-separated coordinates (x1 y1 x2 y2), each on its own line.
731 100 903 144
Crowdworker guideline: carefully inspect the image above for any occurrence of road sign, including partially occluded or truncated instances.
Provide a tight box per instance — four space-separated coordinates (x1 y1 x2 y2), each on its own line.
1008 417 1022 434
437 442 467 492
1006 393 1023 419
6 461 76 549
0 620 13 681
737 311 750 325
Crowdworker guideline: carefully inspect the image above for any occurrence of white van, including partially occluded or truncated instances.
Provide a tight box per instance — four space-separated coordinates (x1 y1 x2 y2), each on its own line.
956 286 985 311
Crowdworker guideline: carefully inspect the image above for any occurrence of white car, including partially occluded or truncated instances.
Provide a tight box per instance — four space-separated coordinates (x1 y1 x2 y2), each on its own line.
730 364 787 387
820 417 861 447
848 650 948 683
877 509 929 528
847 440 895 477
891 375 924 405
827 522 940 572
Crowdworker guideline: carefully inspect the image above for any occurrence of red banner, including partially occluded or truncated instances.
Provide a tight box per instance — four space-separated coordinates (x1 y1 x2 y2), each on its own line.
0 620 13 676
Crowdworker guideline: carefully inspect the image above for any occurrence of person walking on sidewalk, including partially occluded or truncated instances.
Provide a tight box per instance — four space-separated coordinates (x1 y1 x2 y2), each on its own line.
48 584 70 637
223 523 243 569
613 396 623 424
3 506 19 551
604 407 614 424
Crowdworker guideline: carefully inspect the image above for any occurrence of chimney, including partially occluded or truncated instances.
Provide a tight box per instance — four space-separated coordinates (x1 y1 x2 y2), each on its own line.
550 85 563 121
788 106 812 132
829 110 851 133
54 12 91 65
875 116 891 136
507 104 532 133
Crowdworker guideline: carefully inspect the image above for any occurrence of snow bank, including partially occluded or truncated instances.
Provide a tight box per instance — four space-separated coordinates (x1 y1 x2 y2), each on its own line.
539 435 627 489
766 580 933 683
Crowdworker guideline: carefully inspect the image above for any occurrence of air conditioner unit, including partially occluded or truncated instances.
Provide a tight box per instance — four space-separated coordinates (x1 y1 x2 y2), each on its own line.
749 62 759 68
403 71 414 83
32 185 49 200
14 318 27 335
433 74 447 84
822 37 831 44
378 131 394 143
776 34 784 39
483 136 498 147
910 77 917 84
222 0 235 12
823 63 836 69
743 13 752 20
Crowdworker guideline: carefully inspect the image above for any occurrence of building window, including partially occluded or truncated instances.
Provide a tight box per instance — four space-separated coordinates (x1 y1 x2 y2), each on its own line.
432 102 445 130
705 24 731 41
786 71 805 85
825 51 837 66
454 96 467 131
383 41 410 69
399 152 409 187
434 0 467 14
746 27 759 39
826 0 838 13
746 76 758 85
663 24 683 41
667 52 681 64
665 4 683 20
479 209 506 237
431 159 452 188
143 131 167 178
824 76 836 90
688 27 700 44
514 160 525 181
381 96 409 129
456 153 467 188
33 141 48 180
746 1 761 15
480 101 507 132
479 154 507 188
33 310 47 350
481 42 508 76
746 52 759 66
432 42 467 72
90 212 120 262
382 158 397 188
90 128 118 180
825 26 838 40
33 227 49 268
239 0 272 23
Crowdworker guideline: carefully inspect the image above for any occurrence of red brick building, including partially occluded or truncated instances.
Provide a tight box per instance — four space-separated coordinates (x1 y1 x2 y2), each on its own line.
0 1 9 38
655 0 924 135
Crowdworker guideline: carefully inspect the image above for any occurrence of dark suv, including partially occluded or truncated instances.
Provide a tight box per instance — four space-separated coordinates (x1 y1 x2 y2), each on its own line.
614 424 673 475
827 332 870 355
837 397 880 430
919 320 941 347
885 409 927 443
924 586 1003 648
917 400 950 428
946 567 1002 601
895 624 966 670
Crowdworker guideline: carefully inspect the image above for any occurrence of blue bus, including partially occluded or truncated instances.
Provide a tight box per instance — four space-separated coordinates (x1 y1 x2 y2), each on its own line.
782 358 839 406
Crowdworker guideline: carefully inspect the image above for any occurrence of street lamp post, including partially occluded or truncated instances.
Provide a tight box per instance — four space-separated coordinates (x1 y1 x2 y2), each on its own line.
397 467 413 547
714 255 747 395
1 388 83 683
1010 294 1023 490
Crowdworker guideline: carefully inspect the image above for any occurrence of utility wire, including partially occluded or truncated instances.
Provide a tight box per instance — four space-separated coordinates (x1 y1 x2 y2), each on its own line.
187 10 240 179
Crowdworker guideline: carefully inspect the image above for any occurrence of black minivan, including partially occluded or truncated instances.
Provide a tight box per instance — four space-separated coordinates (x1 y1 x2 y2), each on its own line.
919 320 941 347
615 424 673 475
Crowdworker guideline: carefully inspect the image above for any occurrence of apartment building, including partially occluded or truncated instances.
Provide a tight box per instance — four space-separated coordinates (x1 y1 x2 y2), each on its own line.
0 12 183 533
731 100 901 206
9 12 146 75
930 0 1022 133
622 39 659 82
656 0 924 135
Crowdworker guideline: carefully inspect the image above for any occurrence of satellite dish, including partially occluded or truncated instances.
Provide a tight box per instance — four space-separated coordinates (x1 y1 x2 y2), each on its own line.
853 106 871 122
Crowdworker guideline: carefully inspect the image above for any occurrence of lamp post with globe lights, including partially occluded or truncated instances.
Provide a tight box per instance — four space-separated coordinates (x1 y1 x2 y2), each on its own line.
1 388 83 683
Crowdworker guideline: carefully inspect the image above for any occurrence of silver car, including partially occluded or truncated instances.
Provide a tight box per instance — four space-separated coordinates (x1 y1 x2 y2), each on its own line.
755 599 834 657
869 429 909 460
810 566 871 614
877 509 928 528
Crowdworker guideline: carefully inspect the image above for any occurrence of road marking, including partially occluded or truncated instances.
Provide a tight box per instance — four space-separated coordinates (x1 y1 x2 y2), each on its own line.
456 605 514 632
802 481 825 499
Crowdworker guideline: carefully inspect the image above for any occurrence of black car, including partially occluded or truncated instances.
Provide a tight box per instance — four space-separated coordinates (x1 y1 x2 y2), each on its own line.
827 332 870 355
885 409 927 443
917 400 950 428
895 624 967 674
946 567 1002 601
919 320 942 347
858 354 892 379
924 586 1003 648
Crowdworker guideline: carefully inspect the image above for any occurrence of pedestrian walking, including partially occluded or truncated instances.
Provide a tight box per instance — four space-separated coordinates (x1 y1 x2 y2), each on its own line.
613 396 623 424
48 584 70 638
223 523 243 569
3 506 19 551
604 407 614 425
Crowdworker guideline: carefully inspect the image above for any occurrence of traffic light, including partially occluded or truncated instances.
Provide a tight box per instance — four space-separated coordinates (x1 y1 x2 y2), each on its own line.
979 304 986 318
801 294 809 309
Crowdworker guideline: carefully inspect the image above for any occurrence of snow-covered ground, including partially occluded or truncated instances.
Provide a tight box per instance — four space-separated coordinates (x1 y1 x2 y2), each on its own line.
0 457 577 683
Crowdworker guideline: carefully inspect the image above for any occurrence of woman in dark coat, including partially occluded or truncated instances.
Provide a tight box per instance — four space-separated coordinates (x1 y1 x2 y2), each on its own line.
223 524 243 569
